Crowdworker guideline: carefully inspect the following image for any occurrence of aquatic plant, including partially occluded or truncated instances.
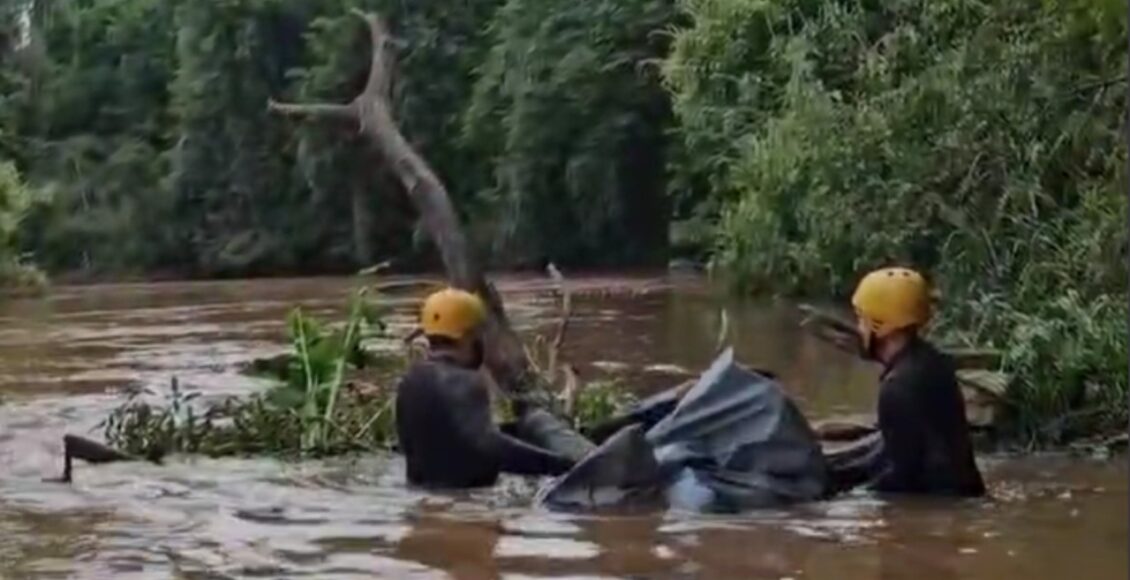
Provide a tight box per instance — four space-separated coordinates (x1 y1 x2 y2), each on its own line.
570 378 638 433
101 379 398 459
102 287 400 459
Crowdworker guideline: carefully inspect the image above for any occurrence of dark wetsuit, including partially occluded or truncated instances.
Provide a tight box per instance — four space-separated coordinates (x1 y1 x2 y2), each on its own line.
394 355 575 488
869 337 985 496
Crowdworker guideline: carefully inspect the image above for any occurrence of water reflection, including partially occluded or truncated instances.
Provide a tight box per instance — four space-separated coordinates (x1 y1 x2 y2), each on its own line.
394 502 502 580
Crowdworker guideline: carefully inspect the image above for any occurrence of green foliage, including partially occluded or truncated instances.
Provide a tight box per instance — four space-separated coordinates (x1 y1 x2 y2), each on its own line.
0 160 45 290
3 0 506 277
571 378 638 432
957 292 1128 447
101 377 397 459
464 0 677 266
278 288 390 451
666 0 1127 444
167 0 335 275
102 287 397 458
4 0 681 275
13 0 178 273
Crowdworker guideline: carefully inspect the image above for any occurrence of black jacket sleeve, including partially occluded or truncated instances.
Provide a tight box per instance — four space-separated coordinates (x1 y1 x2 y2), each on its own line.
871 378 925 493
452 379 575 477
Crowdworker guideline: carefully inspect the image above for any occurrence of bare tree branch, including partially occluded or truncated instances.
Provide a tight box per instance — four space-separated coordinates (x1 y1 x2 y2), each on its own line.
267 99 356 122
546 263 572 380
351 9 393 101
268 9 552 406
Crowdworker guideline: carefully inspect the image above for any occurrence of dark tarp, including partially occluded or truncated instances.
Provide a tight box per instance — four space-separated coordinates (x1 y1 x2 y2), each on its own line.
537 348 830 513
532 423 665 512
822 431 885 495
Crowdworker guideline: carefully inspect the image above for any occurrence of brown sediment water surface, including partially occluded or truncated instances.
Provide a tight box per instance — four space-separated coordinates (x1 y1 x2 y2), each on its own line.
0 275 1123 579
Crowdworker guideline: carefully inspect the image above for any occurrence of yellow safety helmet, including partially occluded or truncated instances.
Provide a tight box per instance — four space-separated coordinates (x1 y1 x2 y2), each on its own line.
420 287 487 340
851 267 932 341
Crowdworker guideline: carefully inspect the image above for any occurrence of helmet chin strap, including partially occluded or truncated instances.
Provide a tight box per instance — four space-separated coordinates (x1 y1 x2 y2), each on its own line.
858 328 880 361
856 316 880 361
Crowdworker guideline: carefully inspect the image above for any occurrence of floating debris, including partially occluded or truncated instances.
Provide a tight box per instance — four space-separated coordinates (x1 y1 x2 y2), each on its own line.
643 363 692 375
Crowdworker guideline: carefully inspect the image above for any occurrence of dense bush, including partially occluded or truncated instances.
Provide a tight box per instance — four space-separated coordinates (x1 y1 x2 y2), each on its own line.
0 161 45 290
665 0 1127 444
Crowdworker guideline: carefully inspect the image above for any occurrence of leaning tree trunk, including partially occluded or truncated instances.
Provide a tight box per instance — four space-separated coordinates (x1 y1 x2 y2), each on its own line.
268 10 549 408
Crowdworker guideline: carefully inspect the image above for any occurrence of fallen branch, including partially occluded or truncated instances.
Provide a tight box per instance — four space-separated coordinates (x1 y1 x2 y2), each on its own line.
546 263 572 381
714 308 729 353
269 10 549 405
47 434 152 483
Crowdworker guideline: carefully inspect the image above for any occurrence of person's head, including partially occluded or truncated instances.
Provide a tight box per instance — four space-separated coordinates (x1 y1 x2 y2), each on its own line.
850 267 932 364
420 287 487 368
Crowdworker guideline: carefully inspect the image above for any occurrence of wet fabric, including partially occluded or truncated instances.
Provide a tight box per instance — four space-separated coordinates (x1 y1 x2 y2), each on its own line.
538 348 830 513
533 424 665 511
868 337 986 496
823 431 885 495
394 358 575 488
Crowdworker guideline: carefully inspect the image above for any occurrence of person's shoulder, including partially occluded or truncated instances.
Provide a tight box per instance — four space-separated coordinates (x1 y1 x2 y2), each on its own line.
402 358 477 378
398 359 454 390
916 338 958 376
398 360 486 406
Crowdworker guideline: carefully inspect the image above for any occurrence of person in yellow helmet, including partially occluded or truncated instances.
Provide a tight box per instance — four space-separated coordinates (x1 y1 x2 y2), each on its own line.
848 267 984 496
394 287 574 488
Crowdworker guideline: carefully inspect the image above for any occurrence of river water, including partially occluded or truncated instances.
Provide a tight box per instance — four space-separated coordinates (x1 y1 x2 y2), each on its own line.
0 275 1123 579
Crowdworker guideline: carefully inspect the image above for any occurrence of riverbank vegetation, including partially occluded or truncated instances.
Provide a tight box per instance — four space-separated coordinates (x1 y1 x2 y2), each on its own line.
664 0 1127 446
4 0 1125 446
0 161 45 291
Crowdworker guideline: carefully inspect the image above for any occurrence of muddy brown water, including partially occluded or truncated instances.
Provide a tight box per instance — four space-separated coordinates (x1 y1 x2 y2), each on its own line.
0 276 1123 579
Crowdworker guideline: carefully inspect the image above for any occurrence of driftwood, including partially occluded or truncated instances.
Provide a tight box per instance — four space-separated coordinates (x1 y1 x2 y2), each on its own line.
46 434 152 483
812 416 878 442
269 10 546 407
545 263 570 382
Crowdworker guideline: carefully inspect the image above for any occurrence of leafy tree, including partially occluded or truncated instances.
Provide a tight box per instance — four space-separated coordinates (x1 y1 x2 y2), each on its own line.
0 160 45 288
464 0 678 267
10 0 177 273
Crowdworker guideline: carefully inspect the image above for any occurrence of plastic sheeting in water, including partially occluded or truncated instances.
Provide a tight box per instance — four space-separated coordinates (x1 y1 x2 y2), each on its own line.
537 348 830 513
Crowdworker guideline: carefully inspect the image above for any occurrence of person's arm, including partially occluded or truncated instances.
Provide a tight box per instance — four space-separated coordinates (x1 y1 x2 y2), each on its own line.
871 380 925 493
452 378 575 477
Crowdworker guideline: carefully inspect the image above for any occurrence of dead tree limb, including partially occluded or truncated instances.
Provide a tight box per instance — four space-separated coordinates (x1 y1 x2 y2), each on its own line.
546 263 572 381
269 11 546 404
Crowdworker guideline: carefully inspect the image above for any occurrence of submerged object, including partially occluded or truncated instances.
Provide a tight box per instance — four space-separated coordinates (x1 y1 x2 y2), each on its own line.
46 434 150 483
537 348 830 513
533 424 664 511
